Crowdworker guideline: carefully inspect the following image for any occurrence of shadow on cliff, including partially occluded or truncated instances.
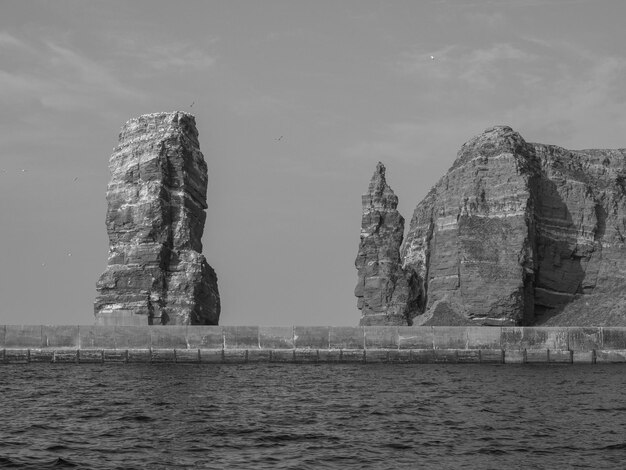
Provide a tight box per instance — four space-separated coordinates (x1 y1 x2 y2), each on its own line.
531 164 595 325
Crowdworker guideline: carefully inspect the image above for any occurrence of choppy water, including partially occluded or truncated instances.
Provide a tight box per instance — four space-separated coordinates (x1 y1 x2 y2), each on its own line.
1 363 625 469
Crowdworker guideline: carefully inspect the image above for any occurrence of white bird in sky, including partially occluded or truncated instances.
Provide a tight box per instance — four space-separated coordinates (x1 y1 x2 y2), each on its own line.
430 55 435 60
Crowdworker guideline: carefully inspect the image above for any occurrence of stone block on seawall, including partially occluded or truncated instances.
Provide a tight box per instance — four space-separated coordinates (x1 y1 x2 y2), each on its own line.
224 326 260 349
466 326 501 350
432 326 468 350
0 325 5 348
501 327 568 351
600 327 626 349
503 349 526 364
365 349 389 363
270 349 295 363
548 350 572 364
247 349 271 363
150 326 188 349
52 350 79 363
456 350 481 363
199 349 224 363
79 326 116 349
364 326 398 349
29 349 55 363
525 349 549 363
397 327 433 349
329 327 364 349
151 349 177 363
42 325 79 348
4 326 43 348
340 349 365 363
114 326 151 349
408 349 436 363
568 328 602 351
175 349 200 363
572 351 594 364
5 349 30 363
186 326 223 349
387 349 412 363
478 349 504 364
103 349 128 363
78 350 105 364
294 349 319 363
223 349 247 363
294 326 330 349
594 350 626 363
127 349 152 363
317 349 342 362
259 326 293 349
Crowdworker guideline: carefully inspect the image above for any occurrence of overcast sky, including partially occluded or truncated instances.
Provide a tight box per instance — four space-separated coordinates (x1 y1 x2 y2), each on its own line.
1 0 625 326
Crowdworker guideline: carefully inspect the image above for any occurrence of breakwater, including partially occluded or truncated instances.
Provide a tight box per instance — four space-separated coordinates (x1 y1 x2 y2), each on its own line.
1 325 626 364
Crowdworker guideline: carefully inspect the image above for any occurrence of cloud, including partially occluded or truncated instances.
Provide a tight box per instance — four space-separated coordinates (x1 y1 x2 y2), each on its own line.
393 36 626 147
0 31 31 50
0 33 143 113
396 42 538 90
101 32 218 73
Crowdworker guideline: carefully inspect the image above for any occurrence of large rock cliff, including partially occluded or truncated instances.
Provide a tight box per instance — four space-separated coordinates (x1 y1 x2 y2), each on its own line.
95 112 220 326
354 163 418 325
358 126 626 326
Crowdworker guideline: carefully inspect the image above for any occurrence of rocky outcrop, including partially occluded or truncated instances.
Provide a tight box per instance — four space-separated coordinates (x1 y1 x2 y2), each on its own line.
95 112 220 326
358 126 626 326
354 163 418 325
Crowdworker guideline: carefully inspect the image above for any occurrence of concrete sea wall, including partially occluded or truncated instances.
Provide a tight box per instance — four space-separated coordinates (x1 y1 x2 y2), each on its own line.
1 325 626 364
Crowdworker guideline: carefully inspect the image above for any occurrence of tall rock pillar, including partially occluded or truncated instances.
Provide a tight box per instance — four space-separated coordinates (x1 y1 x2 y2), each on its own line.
355 162 418 325
94 112 220 325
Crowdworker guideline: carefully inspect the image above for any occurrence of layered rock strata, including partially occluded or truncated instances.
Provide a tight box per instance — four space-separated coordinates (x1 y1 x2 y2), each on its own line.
95 112 220 326
358 126 626 326
354 163 418 325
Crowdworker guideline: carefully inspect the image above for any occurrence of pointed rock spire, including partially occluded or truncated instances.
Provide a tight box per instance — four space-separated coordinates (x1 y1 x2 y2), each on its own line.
355 162 418 325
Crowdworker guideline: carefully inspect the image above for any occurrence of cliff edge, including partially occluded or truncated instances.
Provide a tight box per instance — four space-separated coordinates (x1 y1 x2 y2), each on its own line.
95 112 220 325
358 126 626 326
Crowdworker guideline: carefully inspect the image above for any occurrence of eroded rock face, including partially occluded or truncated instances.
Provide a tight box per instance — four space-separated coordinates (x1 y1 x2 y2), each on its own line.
359 126 626 326
402 126 538 326
95 112 220 325
354 163 418 325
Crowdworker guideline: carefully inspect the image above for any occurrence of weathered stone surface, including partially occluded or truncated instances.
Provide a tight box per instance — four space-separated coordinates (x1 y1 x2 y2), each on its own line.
354 163 418 325
360 125 626 326
402 126 538 326
95 112 220 325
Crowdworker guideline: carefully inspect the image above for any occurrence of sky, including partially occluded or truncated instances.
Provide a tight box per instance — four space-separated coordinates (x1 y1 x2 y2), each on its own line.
1 0 625 326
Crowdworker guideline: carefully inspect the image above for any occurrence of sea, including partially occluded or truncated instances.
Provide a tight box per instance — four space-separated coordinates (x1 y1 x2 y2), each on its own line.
1 363 625 469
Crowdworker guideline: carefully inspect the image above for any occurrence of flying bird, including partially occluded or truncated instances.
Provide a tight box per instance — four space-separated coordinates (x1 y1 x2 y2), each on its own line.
430 55 435 60
190 101 195 108
277 136 283 141
73 177 79 182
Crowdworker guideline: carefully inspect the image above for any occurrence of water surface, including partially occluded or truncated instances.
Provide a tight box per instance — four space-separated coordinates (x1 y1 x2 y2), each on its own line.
1 363 625 469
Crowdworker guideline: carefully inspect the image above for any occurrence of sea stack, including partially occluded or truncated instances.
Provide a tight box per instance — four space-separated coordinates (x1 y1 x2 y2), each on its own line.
94 112 220 325
354 163 418 325
357 126 626 326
